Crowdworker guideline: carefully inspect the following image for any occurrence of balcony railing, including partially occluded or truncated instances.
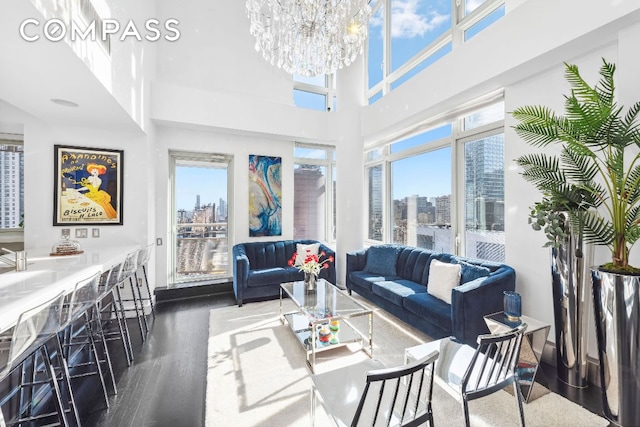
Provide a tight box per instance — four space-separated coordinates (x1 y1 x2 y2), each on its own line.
175 222 228 282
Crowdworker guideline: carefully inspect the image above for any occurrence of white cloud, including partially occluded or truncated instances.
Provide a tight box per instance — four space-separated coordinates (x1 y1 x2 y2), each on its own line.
466 0 486 14
369 0 450 39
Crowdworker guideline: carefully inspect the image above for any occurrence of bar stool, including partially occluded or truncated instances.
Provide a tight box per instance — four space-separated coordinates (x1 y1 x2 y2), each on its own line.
118 250 148 342
134 243 156 322
59 271 115 408
0 291 79 426
98 261 134 366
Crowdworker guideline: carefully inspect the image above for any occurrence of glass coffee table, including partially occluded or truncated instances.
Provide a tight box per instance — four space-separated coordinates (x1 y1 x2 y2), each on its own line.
279 279 373 373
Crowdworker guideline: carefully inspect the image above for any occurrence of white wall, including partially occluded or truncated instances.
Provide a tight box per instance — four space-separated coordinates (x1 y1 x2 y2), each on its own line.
22 120 149 250
153 126 296 288
26 0 155 131
155 0 292 105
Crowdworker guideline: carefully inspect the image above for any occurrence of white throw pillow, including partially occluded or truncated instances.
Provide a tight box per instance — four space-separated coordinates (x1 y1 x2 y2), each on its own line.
295 243 320 266
427 259 461 304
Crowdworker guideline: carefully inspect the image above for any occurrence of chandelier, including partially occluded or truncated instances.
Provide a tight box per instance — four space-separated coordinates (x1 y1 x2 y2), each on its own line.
246 0 371 77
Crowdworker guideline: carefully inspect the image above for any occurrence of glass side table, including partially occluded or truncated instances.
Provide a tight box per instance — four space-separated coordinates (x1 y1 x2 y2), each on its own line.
483 311 551 403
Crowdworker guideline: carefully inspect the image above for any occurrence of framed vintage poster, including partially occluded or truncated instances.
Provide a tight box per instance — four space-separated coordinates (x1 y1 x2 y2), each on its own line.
53 145 123 225
248 154 282 236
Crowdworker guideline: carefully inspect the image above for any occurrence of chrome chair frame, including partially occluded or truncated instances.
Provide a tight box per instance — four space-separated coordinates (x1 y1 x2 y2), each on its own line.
0 291 79 426
134 243 156 321
311 350 439 427
59 271 115 408
98 261 134 366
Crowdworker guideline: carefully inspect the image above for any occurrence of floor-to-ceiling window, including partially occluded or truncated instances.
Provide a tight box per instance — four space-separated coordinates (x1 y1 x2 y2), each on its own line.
389 127 452 252
170 151 232 286
459 102 505 261
293 144 336 242
365 100 504 262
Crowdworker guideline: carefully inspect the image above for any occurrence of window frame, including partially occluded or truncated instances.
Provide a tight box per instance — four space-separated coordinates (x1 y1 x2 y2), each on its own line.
364 100 505 261
293 143 337 243
293 74 337 112
366 0 505 103
0 137 25 243
455 120 505 260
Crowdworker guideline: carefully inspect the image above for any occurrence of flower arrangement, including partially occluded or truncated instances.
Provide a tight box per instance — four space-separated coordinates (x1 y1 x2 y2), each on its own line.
288 249 334 276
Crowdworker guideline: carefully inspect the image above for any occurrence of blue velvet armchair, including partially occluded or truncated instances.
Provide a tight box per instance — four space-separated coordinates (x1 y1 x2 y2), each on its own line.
233 240 336 307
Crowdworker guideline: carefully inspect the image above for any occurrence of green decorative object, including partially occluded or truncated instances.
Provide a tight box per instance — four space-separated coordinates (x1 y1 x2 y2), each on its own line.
514 58 640 273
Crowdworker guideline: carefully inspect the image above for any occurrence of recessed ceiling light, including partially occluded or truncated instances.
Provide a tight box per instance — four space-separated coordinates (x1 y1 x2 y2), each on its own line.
51 98 79 108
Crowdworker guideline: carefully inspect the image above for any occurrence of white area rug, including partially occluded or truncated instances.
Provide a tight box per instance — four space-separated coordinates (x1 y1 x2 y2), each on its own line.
206 298 608 427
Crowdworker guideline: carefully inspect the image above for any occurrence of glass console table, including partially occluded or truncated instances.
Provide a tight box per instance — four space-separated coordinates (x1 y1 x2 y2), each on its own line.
279 279 373 373
483 311 551 402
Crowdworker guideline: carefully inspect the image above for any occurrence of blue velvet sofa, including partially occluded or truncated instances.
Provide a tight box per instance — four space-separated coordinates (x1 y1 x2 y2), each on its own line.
346 244 516 346
233 240 336 307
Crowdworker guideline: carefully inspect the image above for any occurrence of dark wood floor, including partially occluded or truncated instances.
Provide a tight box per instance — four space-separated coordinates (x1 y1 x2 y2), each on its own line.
81 292 236 426
80 289 612 426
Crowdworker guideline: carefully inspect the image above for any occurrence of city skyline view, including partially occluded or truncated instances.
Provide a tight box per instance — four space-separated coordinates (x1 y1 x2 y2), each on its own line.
176 165 227 211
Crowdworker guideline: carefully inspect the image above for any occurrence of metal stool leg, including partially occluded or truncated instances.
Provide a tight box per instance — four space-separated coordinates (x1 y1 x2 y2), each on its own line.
141 264 156 319
92 302 118 394
128 276 147 341
131 272 150 336
114 285 135 364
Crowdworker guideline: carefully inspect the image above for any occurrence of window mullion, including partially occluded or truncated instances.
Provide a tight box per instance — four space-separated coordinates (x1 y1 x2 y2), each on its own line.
383 0 391 96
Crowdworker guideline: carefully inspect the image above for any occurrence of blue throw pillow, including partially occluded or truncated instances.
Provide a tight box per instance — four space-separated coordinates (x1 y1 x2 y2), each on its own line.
363 245 401 276
453 259 491 284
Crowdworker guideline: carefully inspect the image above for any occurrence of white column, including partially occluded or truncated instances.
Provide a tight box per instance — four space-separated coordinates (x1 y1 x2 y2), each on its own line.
335 54 366 286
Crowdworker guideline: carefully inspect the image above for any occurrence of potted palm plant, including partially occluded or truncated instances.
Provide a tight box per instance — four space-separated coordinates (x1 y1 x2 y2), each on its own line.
512 58 640 426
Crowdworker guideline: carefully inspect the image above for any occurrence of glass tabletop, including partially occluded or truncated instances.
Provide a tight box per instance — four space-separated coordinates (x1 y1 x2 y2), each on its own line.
281 279 371 322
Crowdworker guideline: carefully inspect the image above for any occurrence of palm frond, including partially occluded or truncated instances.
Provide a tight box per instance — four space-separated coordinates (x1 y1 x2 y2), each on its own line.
516 154 567 192
564 63 602 106
512 106 563 147
560 146 598 183
625 164 640 204
582 210 614 246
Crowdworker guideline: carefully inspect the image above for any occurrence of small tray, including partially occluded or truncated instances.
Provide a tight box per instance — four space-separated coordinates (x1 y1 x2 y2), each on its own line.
49 251 84 257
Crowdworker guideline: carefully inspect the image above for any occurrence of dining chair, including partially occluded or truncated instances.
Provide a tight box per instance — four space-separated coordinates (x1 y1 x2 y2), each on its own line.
311 350 439 426
432 324 528 427
0 291 79 426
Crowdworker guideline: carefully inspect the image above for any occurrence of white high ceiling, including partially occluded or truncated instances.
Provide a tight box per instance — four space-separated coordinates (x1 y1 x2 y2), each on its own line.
0 0 142 133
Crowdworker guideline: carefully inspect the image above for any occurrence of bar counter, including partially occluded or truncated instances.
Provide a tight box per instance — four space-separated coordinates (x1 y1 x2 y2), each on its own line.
0 244 139 333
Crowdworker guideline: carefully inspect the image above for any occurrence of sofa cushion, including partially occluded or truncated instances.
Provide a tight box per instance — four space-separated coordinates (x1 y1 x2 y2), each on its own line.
403 292 452 333
452 259 491 284
295 242 320 265
247 267 295 287
451 257 491 284
427 259 461 304
372 280 426 306
349 271 399 291
364 245 402 276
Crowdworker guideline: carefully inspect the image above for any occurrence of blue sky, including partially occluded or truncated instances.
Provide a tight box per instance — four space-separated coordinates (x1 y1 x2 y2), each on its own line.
176 166 227 210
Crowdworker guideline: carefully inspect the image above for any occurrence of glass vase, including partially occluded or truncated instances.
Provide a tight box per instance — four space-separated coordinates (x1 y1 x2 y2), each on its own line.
304 272 317 290
503 291 522 322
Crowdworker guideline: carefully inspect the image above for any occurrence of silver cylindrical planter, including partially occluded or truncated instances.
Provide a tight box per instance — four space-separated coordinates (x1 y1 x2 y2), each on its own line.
592 269 640 427
550 218 593 388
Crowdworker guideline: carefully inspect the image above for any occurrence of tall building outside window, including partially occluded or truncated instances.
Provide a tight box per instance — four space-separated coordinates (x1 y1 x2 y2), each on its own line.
294 145 336 242
0 141 24 230
364 100 504 262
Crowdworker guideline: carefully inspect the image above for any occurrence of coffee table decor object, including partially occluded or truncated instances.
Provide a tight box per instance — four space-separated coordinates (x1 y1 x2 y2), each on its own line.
280 279 373 372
